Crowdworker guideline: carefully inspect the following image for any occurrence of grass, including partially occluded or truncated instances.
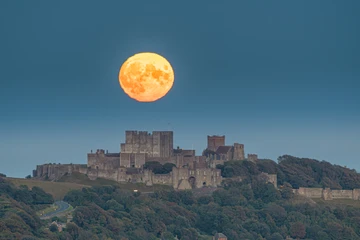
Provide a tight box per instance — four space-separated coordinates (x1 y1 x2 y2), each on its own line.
37 203 59 217
6 177 90 200
58 172 173 192
6 172 173 201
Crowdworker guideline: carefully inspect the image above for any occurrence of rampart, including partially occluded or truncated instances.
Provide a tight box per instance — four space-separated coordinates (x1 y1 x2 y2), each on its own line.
293 187 360 201
33 164 88 181
32 164 222 190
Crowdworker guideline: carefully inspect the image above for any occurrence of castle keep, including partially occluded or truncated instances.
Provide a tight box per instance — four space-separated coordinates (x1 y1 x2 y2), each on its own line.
33 130 259 190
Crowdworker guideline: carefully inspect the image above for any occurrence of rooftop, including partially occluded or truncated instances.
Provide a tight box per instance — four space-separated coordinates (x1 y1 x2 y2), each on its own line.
215 146 232 154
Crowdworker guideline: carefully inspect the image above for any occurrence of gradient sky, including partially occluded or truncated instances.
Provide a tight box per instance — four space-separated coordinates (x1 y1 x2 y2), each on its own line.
1 1 359 178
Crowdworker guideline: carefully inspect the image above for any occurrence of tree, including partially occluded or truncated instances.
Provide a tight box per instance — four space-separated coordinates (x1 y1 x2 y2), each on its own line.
290 222 306 239
25 175 31 179
49 223 58 232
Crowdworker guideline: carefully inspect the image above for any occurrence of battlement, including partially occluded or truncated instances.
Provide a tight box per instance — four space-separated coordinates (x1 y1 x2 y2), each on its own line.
96 149 105 154
234 143 244 149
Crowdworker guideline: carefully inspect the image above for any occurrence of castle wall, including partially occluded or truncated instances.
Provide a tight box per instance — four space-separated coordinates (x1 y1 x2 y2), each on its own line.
322 188 333 200
87 151 120 169
353 189 360 200
153 174 172 185
194 168 222 188
120 153 130 167
33 164 88 181
171 167 222 189
332 190 353 199
294 187 360 201
296 187 323 198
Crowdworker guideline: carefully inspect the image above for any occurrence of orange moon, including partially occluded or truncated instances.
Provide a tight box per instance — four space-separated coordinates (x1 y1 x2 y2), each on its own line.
118 52 174 102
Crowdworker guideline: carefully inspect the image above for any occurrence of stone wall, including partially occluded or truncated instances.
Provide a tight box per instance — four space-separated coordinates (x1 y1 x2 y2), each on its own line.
33 164 88 181
294 187 323 198
120 153 146 168
332 190 353 199
152 173 172 185
293 187 360 201
87 149 120 169
172 167 222 189
33 163 222 190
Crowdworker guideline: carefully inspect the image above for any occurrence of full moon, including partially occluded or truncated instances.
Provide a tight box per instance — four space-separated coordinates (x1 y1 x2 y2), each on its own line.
119 52 174 102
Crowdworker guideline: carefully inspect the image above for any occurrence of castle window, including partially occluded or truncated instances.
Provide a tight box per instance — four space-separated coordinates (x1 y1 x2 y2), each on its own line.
204 171 206 175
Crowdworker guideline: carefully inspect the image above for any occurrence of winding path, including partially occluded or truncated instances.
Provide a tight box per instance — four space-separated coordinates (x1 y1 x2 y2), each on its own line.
40 201 71 219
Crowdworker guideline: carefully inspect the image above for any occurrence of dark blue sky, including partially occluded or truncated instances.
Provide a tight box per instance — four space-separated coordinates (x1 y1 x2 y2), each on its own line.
1 1 359 178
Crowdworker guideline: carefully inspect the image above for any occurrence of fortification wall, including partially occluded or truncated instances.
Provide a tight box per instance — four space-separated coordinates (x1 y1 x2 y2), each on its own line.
332 190 353 199
120 153 146 168
33 164 88 181
296 187 323 198
294 187 360 201
87 151 120 169
353 189 360 200
153 173 172 185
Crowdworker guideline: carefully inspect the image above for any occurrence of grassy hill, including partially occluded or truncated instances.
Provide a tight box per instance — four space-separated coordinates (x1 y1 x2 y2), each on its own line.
6 172 173 200
58 172 173 192
6 177 90 200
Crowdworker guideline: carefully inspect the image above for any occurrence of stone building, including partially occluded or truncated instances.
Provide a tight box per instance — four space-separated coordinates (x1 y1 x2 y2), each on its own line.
87 149 120 170
32 130 256 190
204 135 246 166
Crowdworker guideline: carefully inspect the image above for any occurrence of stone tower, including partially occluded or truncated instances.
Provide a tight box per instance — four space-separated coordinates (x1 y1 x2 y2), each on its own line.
152 131 173 158
207 135 225 152
233 143 245 160
120 130 173 158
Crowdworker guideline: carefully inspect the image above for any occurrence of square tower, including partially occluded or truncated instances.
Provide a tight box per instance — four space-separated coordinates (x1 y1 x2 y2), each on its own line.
233 143 245 160
207 135 225 152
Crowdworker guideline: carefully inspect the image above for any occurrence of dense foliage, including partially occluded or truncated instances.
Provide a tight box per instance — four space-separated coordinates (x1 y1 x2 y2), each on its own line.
61 177 360 240
2 155 360 239
218 155 360 189
0 177 55 239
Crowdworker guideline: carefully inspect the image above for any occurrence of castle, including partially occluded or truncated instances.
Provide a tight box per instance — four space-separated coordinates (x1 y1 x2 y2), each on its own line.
32 130 360 201
33 130 260 190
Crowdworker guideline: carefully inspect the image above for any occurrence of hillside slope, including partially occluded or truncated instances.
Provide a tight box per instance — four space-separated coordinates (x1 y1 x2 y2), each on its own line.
218 154 360 189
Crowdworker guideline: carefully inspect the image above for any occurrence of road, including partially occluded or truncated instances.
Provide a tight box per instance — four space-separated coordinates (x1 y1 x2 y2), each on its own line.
40 201 71 219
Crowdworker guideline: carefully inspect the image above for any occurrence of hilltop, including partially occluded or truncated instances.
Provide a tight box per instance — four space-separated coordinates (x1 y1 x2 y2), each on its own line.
3 156 360 239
